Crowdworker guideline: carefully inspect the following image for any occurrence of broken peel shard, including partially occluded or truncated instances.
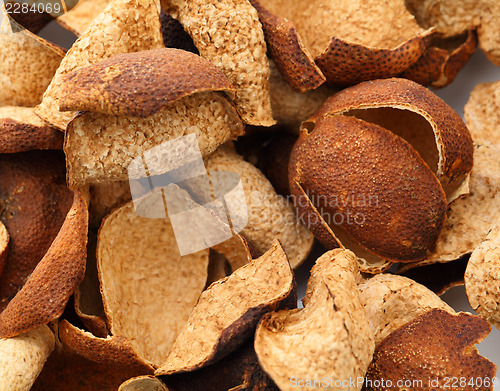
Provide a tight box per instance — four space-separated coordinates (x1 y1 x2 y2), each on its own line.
0 6 65 106
0 191 88 338
465 226 500 330
0 325 55 391
35 0 164 131
254 249 375 391
248 0 433 86
161 0 275 126
119 376 168 391
358 273 455 346
364 309 497 391
0 107 63 153
156 240 296 375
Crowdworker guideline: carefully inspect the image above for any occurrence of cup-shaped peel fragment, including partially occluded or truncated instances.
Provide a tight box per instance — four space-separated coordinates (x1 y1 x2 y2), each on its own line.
289 114 447 263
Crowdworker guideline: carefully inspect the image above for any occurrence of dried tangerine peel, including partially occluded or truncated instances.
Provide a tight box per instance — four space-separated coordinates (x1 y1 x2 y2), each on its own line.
260 0 432 85
156 240 295 375
88 181 132 229
465 226 500 330
210 233 252 272
401 30 477 88
0 106 63 153
358 274 454 346
59 320 153 373
161 0 275 126
313 78 473 202
0 325 55 391
65 91 243 189
255 249 374 391
119 376 167 391
56 0 113 36
364 309 496 391
35 0 164 130
248 0 325 92
0 222 8 277
0 151 73 312
204 146 314 269
97 192 209 367
0 191 88 338
0 7 65 106
59 48 236 117
466 80 500 147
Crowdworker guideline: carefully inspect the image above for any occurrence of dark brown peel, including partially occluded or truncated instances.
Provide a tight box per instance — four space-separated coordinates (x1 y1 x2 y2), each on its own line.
248 0 325 92
160 10 198 54
363 309 497 391
0 151 73 312
401 30 477 88
0 191 88 338
0 107 64 153
59 48 236 117
156 240 296 375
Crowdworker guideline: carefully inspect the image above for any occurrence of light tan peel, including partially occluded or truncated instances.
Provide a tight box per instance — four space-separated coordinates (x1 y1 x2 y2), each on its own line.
56 0 113 36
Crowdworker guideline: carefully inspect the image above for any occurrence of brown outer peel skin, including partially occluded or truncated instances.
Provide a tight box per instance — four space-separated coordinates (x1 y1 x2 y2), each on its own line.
58 320 154 373
255 249 374 391
289 114 447 262
314 78 473 190
401 30 477 88
248 0 325 92
0 191 88 338
363 309 496 391
0 151 73 311
0 118 64 153
156 240 296 375
59 48 236 117
315 30 433 86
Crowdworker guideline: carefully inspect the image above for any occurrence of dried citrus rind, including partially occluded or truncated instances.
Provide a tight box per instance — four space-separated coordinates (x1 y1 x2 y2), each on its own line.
0 222 8 278
465 226 500 330
59 48 236 117
358 274 454 345
205 251 230 287
56 0 113 36
0 325 55 391
59 320 154 373
466 80 500 146
161 0 275 126
0 191 88 338
35 0 164 130
211 233 253 272
311 78 473 201
97 191 209 367
255 249 374 391
156 240 295 375
364 309 496 391
248 0 325 93
401 30 477 88
162 341 278 391
0 106 63 153
65 91 243 189
88 181 132 229
256 0 433 86
0 151 73 312
119 376 167 391
204 146 314 269
0 6 65 107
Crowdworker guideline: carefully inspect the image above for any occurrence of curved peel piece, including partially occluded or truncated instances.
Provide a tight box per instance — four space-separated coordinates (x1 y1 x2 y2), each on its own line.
0 107 63 153
0 191 88 338
65 91 243 189
255 249 374 391
59 48 236 117
465 226 500 330
313 78 473 201
204 146 314 269
364 309 496 390
0 325 55 391
56 0 113 36
59 320 154 373
156 240 295 375
401 30 477 88
119 376 167 391
88 181 132 229
0 151 73 312
97 192 209 367
35 0 164 130
358 274 454 346
248 0 325 92
0 6 65 106
161 0 275 126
